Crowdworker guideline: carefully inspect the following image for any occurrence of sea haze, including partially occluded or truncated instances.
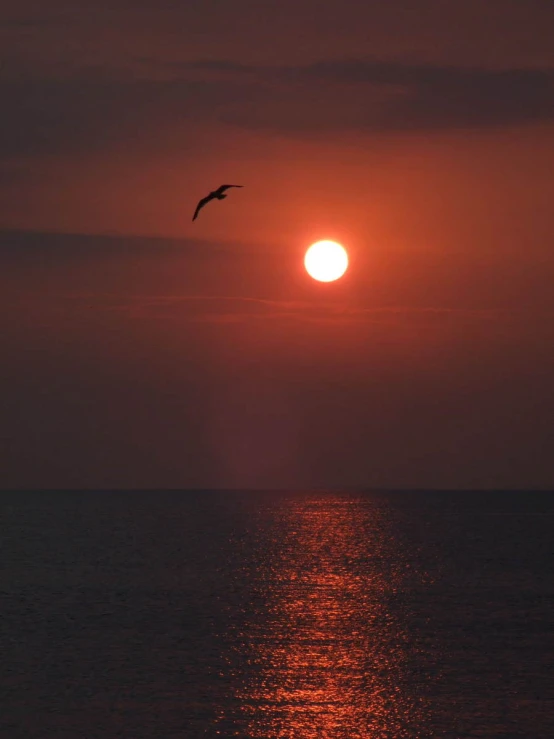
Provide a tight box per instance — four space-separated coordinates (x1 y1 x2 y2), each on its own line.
2 490 553 738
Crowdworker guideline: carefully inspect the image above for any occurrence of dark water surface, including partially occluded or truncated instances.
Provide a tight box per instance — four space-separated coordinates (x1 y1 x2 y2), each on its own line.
2 491 553 738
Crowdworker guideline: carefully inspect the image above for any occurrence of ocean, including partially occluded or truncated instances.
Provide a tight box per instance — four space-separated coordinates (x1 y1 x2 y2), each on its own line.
2 490 553 738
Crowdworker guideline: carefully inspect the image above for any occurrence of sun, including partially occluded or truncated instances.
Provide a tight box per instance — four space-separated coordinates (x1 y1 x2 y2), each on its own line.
304 240 349 282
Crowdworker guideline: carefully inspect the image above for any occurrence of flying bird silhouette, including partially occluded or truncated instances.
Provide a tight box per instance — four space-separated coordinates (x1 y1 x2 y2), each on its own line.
192 184 243 221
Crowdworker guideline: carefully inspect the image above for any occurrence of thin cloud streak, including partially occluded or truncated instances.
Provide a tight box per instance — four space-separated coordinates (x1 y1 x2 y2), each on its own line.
65 292 507 325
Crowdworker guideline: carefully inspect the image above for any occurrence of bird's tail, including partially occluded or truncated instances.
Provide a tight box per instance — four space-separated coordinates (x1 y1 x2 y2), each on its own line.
217 194 227 200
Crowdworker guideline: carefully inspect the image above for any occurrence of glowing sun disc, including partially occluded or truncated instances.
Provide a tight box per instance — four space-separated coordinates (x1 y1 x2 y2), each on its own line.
304 240 348 282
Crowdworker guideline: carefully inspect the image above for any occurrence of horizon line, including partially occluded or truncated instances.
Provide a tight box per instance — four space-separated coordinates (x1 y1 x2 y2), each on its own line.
1 487 552 494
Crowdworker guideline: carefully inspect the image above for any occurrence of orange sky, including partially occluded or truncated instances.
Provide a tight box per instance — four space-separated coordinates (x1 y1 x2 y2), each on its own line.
1 1 553 488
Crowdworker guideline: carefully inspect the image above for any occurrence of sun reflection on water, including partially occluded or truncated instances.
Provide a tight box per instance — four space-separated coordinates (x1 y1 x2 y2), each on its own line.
230 495 425 739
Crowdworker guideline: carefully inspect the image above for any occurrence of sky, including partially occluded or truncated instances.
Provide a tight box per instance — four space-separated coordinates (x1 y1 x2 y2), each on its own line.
1 0 554 489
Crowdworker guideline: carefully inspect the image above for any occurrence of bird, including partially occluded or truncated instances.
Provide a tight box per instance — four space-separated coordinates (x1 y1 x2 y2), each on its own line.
192 184 243 221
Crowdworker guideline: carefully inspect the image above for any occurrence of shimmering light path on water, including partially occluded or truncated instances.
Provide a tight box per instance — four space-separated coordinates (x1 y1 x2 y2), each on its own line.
228 495 425 738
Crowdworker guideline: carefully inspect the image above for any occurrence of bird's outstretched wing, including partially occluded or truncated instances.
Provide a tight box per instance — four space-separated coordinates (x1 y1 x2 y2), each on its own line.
192 194 213 221
215 184 243 195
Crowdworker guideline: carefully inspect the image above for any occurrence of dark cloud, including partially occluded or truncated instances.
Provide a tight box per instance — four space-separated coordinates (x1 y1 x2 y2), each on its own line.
194 58 554 133
0 74 255 157
0 58 553 161
308 59 554 131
